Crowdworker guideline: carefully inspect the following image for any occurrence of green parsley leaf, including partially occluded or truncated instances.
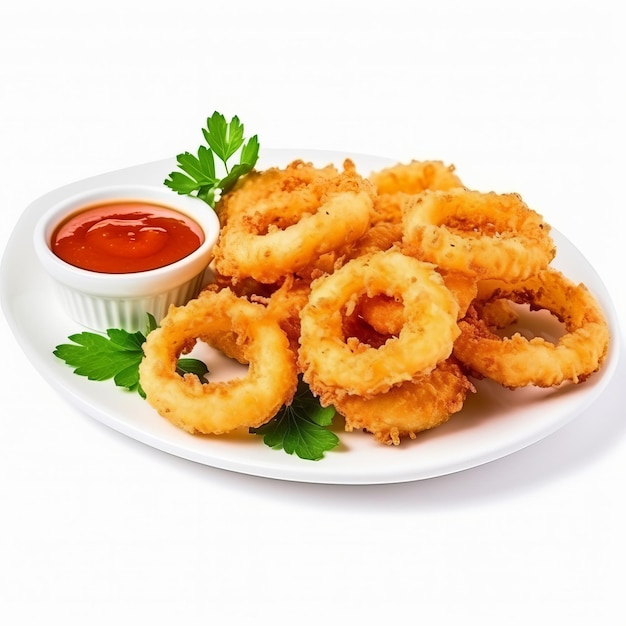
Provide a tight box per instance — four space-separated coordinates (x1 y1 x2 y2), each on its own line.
240 134 260 167
144 313 159 335
203 112 244 162
164 111 259 208
54 314 208 398
176 358 209 380
250 378 339 461
54 329 146 394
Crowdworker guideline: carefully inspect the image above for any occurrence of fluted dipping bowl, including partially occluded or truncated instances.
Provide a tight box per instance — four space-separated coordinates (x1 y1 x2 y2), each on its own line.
33 184 220 332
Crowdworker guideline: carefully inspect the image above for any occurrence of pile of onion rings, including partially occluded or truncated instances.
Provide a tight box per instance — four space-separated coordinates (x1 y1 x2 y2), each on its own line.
139 157 611 447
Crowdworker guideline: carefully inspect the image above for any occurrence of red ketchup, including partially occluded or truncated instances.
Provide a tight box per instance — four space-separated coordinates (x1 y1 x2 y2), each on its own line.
51 201 205 273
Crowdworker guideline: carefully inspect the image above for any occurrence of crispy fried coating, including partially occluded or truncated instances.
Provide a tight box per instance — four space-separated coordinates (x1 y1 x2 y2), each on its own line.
354 267 477 338
336 359 475 445
137 155 610 448
402 188 556 281
213 160 375 283
139 289 298 434
369 160 464 195
453 269 610 388
298 250 460 403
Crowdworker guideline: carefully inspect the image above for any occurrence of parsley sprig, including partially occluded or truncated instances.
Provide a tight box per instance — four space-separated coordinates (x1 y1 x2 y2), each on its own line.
53 315 208 398
164 111 260 208
250 377 339 461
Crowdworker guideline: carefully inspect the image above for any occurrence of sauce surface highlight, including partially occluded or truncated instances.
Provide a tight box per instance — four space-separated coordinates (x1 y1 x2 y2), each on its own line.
52 201 205 273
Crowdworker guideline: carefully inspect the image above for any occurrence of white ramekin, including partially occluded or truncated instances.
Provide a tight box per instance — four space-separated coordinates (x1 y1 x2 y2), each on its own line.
33 184 220 332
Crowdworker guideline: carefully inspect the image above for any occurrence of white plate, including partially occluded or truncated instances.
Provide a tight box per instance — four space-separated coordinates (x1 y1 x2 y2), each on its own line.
1 150 620 484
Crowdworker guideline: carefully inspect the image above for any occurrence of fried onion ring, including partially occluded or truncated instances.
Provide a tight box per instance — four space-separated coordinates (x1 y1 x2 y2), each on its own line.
264 276 312 355
402 188 555 281
344 220 404 259
335 359 475 445
139 288 298 434
369 160 464 195
215 159 341 225
453 268 610 388
479 297 520 329
298 249 460 403
355 268 477 337
213 161 374 283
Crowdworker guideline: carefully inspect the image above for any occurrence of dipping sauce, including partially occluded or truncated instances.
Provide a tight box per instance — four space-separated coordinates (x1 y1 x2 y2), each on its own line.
51 201 205 273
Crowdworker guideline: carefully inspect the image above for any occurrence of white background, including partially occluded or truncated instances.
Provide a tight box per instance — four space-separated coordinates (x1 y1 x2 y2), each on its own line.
1 1 624 624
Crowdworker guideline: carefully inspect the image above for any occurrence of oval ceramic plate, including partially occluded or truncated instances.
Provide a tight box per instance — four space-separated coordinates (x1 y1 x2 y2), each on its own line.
0 150 620 484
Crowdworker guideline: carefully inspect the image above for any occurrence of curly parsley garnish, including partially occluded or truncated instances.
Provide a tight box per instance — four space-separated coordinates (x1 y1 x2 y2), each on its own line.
164 111 260 208
53 314 208 398
250 377 339 461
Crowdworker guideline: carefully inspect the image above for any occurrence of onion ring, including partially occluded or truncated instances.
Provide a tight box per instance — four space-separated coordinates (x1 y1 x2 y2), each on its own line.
354 268 477 338
216 159 341 224
453 268 610 388
479 297 520 329
335 359 475 445
369 192 414 226
369 160 464 195
264 276 311 355
342 220 404 263
402 188 555 281
139 288 298 434
298 249 460 403
213 160 374 283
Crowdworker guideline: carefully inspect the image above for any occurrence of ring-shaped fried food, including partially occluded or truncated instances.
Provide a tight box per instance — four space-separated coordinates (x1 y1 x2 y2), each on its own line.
368 161 463 228
369 192 415 226
438 269 478 319
262 276 312 355
453 268 610 388
479 298 520 329
369 160 464 195
298 249 461 403
216 159 342 225
139 288 298 434
354 268 477 338
335 359 475 445
344 220 404 259
402 188 555 281
213 162 374 283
